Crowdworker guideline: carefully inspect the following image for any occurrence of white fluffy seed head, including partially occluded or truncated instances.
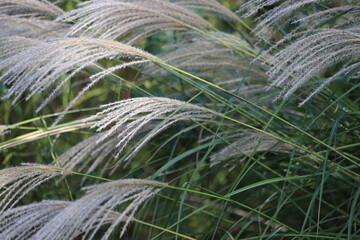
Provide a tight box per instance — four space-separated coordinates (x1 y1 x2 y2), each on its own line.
238 0 360 102
266 29 360 104
0 37 157 122
74 97 215 174
0 0 64 18
0 15 69 38
57 0 212 42
0 178 166 240
33 179 167 240
0 163 70 217
0 200 70 240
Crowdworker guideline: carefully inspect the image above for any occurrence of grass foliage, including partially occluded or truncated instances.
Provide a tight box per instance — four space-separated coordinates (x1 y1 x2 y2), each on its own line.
0 0 359 239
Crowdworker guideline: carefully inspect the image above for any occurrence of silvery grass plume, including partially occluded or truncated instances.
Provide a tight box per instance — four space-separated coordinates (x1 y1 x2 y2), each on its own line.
293 5 360 30
32 179 167 240
210 130 294 167
0 37 157 124
57 123 157 180
144 31 267 81
238 0 352 34
239 0 360 103
0 200 70 240
58 132 121 178
56 0 211 43
0 163 69 217
0 200 122 240
84 97 215 173
0 36 41 59
0 15 69 38
0 0 64 18
266 28 360 105
0 0 69 39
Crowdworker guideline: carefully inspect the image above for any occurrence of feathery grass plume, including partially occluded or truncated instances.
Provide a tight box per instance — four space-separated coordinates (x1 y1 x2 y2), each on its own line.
0 15 69 38
56 0 211 43
0 163 70 216
238 0 360 41
0 36 41 59
0 200 123 240
293 5 360 30
266 28 360 104
0 0 69 39
0 0 64 18
58 123 157 179
238 0 336 34
0 37 156 123
0 200 70 240
239 1 360 102
84 97 215 171
210 130 294 166
33 179 167 240
58 132 120 176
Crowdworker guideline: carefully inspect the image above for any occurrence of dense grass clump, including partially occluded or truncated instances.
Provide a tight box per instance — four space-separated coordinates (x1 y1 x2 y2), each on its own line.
0 0 359 239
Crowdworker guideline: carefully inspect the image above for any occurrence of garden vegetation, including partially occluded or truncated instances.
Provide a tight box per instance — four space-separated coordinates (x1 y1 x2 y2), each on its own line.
0 0 359 239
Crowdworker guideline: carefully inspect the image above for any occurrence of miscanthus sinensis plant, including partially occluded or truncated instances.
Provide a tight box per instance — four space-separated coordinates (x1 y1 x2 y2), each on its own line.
0 0 359 239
